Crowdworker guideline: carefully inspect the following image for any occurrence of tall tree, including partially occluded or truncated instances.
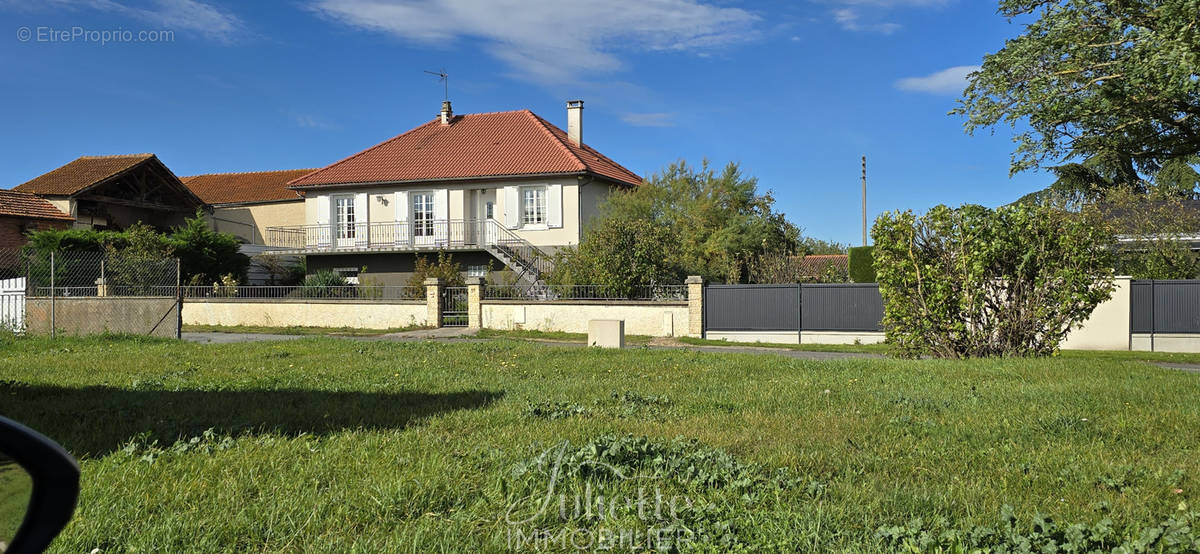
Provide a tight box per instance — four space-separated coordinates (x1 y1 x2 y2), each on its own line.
956 0 1200 180
594 160 800 283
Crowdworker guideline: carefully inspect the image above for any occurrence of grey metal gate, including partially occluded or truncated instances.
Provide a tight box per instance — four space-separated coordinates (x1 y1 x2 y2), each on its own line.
800 283 884 332
1130 280 1200 333
704 284 800 331
703 283 884 334
442 286 468 327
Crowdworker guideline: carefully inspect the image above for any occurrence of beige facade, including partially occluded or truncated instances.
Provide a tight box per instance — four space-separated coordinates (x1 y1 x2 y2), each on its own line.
299 176 620 250
1061 277 1132 351
210 200 305 244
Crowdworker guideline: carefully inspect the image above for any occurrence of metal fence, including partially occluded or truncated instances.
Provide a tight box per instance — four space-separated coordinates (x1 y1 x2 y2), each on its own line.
704 283 884 332
483 284 688 302
178 285 425 301
1130 280 1200 333
0 249 180 337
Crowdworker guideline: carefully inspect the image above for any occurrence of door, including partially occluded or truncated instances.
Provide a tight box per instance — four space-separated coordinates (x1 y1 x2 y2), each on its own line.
333 195 356 248
411 192 435 247
441 286 468 327
479 189 497 245
0 277 25 332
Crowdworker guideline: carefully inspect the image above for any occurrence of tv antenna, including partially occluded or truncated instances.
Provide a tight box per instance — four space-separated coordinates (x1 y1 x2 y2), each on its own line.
424 69 449 100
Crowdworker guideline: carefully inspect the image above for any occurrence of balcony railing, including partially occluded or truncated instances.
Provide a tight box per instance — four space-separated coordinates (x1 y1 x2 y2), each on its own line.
266 219 509 251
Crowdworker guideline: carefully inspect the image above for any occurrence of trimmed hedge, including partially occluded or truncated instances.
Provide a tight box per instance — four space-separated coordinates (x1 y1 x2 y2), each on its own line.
848 245 875 283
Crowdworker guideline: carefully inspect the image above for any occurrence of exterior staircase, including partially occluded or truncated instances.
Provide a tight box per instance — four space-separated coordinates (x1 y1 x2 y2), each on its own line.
483 220 554 292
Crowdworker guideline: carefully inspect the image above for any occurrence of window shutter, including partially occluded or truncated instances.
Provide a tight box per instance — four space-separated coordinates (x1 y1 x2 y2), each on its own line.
433 189 448 220
394 191 408 245
316 195 330 224
433 189 449 244
547 184 562 228
315 195 331 248
354 193 369 247
503 186 519 229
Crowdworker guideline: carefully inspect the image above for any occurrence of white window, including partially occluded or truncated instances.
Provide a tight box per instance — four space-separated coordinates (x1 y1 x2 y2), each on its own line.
522 186 546 226
412 192 434 237
467 265 487 277
485 201 494 220
334 196 355 239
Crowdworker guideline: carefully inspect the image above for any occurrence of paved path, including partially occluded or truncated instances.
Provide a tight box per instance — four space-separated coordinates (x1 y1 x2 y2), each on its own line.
184 332 308 344
1151 362 1200 373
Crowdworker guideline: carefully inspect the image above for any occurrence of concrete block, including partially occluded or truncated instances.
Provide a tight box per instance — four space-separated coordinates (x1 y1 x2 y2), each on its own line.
588 319 625 349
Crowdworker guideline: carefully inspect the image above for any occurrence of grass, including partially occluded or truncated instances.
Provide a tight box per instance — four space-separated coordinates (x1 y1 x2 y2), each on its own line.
0 461 32 547
1 335 1199 551
182 324 427 336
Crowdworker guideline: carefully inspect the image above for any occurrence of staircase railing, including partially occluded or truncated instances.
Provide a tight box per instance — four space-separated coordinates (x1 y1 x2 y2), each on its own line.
485 220 555 284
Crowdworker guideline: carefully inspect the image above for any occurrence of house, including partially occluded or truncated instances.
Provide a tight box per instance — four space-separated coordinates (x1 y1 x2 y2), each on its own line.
0 189 74 250
10 154 204 232
271 100 641 286
180 169 313 245
793 254 850 282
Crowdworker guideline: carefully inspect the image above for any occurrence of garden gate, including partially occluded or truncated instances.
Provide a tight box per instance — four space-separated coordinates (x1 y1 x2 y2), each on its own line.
442 286 468 327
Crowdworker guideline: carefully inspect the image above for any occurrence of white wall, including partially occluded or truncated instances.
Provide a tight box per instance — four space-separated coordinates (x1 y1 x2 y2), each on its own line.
183 300 427 329
1061 277 1132 351
483 301 687 337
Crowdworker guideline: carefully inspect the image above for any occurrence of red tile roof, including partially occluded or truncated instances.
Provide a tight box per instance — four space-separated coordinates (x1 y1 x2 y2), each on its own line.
289 110 642 188
181 169 314 205
0 189 74 221
13 154 157 196
793 254 849 278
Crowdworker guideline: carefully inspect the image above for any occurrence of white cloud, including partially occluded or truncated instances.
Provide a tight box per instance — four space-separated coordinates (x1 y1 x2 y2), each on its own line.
822 0 951 34
619 112 676 127
895 65 980 95
832 7 899 34
31 0 243 42
309 0 759 84
289 112 338 130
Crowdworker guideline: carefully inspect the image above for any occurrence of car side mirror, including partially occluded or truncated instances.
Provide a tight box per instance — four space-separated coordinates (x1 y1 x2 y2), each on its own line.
0 416 79 553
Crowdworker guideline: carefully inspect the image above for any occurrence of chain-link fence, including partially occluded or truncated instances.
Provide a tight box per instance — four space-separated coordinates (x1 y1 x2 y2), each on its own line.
1 249 180 338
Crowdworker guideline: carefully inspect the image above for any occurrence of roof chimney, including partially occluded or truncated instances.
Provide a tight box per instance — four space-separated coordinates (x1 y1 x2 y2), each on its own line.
440 100 453 125
566 100 583 146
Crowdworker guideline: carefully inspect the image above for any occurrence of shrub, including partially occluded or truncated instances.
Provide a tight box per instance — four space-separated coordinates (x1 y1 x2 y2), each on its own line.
406 252 465 289
169 211 249 286
848 245 875 283
24 211 248 286
548 217 682 296
298 270 350 298
255 255 305 286
872 203 1115 358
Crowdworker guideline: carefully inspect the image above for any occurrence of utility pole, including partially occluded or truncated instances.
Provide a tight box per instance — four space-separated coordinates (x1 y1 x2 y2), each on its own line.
861 156 867 246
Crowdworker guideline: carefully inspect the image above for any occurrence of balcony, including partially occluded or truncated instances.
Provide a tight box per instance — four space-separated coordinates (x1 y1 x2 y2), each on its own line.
265 219 501 254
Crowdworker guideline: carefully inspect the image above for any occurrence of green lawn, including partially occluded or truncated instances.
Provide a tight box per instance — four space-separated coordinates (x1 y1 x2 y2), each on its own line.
1 335 1198 551
0 460 32 548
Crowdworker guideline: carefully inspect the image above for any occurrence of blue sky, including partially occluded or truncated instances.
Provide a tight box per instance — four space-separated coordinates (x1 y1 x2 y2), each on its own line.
0 0 1049 245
